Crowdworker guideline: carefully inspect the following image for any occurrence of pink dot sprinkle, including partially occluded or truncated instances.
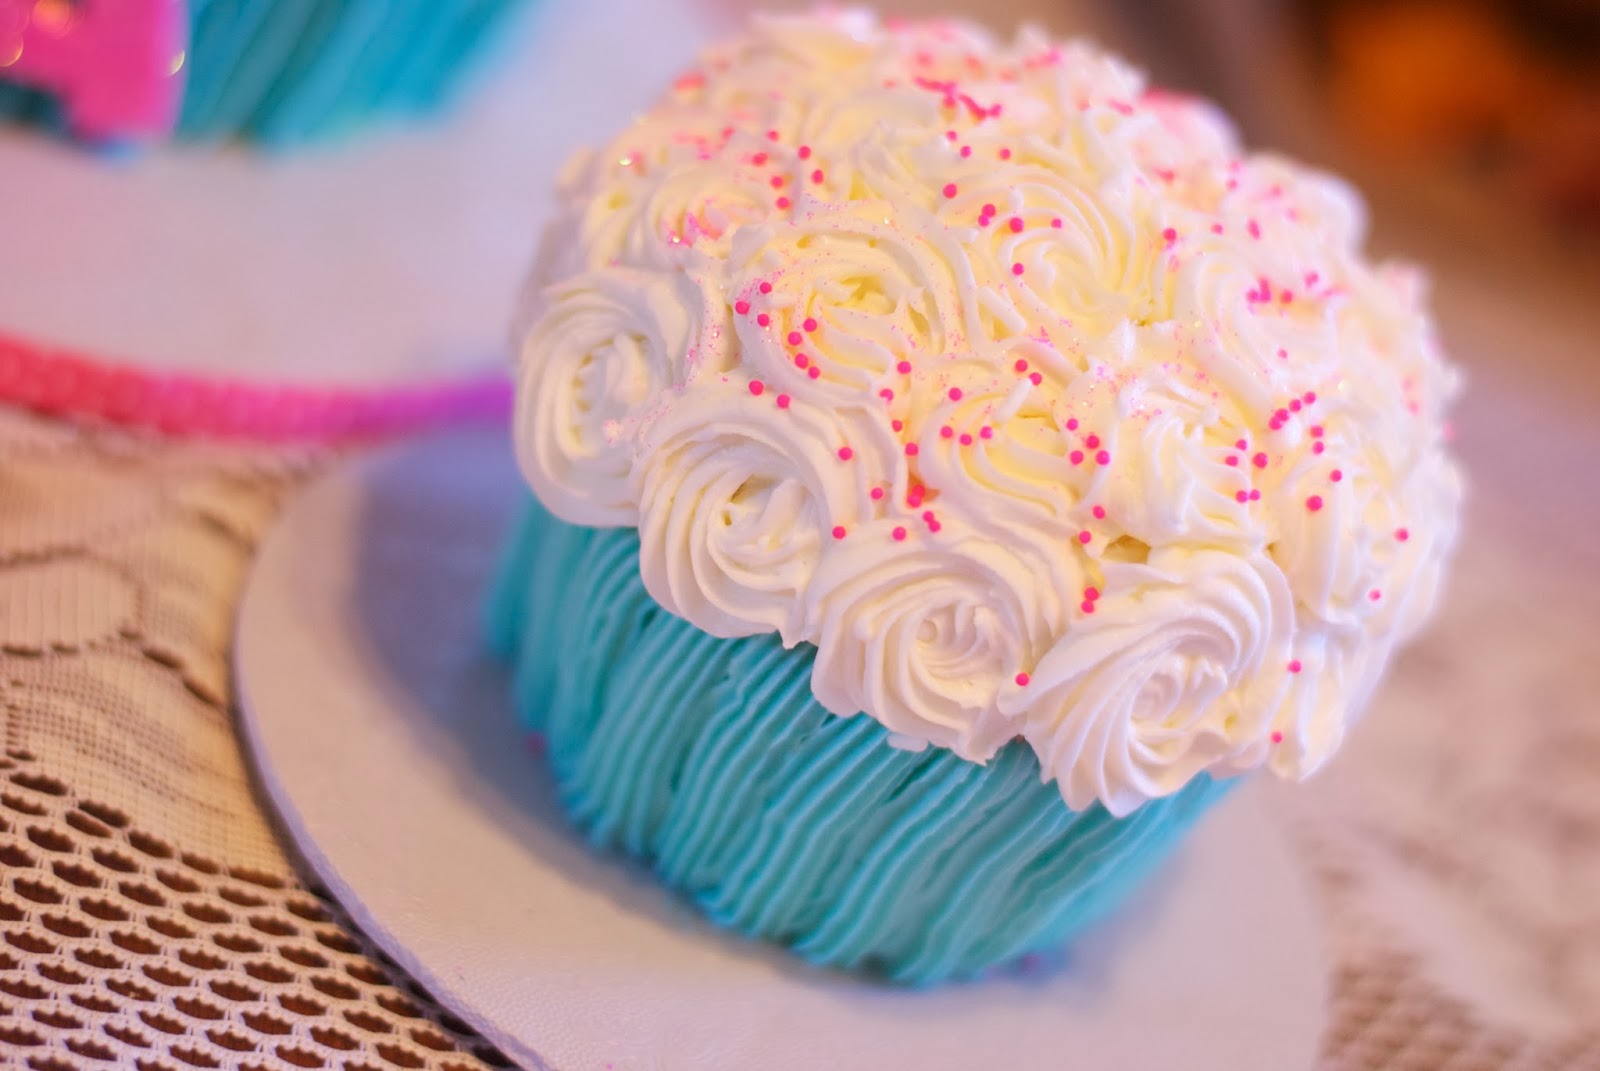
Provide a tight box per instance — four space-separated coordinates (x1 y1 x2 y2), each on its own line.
767 129 780 141
871 487 885 500
1162 227 1177 244
1288 660 1302 673
1269 418 1284 431
787 331 803 346
982 203 997 217
1289 399 1302 412
1271 731 1284 744
1014 672 1031 687
1274 408 1290 423
1066 418 1079 431
1248 219 1261 239
1084 586 1100 601
757 313 771 327
735 300 750 315
1278 348 1288 360
897 360 913 374
1081 600 1096 614
808 367 822 379
752 152 768 166
1030 372 1043 386
948 387 963 401
978 215 992 227
1095 449 1110 465
879 388 893 400
798 145 812 159
1280 290 1294 304
942 183 959 198
795 354 809 368
1396 527 1410 542
776 196 791 209
1051 218 1063 228
1235 439 1248 450
1250 489 1260 501
1252 452 1268 469
1312 442 1326 455
1009 216 1024 233
1330 469 1343 483
892 419 904 432
776 393 791 409
999 147 1012 159
960 145 972 158
905 443 919 456
759 281 773 294
803 317 818 332
1306 495 1323 512
770 176 785 189
959 433 973 446
1369 589 1382 601
1092 505 1106 520
946 130 959 142
1212 223 1224 235
811 169 825 184
893 526 908 542
979 426 994 440
1085 434 1101 449
1226 456 1240 467
838 447 853 461
1077 530 1092 544
1235 490 1249 503
922 510 936 522
749 380 765 396
1310 425 1324 438
1304 392 1318 404
1012 262 1025 275
1014 358 1029 373
832 525 847 540
940 425 954 439
1070 450 1085 465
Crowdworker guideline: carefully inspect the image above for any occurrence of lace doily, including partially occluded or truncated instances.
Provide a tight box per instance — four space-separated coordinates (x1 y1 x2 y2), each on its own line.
1 401 1596 1070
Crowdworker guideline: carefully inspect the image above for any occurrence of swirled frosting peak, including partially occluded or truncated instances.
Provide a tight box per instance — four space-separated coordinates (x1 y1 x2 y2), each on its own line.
512 10 1463 815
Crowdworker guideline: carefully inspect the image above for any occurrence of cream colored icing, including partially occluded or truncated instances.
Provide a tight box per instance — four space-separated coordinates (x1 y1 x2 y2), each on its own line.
512 10 1463 815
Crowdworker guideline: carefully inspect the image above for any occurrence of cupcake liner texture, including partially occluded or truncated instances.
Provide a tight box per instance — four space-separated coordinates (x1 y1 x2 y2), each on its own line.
487 496 1234 985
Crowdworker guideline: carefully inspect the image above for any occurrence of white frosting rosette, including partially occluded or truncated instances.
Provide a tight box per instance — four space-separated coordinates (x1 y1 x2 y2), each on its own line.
511 10 1463 813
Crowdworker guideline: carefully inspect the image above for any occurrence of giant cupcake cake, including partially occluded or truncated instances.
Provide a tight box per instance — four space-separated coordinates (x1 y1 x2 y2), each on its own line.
487 9 1463 984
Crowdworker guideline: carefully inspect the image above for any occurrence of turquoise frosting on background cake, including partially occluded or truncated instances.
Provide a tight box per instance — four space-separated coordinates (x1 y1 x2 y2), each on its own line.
486 496 1233 985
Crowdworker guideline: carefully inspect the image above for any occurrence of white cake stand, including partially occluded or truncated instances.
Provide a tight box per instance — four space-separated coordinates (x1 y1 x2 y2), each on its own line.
234 429 1327 1071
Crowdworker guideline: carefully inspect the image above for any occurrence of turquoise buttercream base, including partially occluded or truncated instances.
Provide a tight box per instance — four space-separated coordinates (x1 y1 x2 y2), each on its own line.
486 496 1235 985
0 0 530 147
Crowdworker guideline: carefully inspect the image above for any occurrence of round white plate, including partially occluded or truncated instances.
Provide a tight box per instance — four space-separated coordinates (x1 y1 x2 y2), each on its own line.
235 428 1327 1071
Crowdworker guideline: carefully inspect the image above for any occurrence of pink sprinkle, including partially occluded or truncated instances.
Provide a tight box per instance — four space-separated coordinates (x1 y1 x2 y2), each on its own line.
1081 600 1096 614
1369 589 1382 601
1312 442 1326 455
1066 418 1079 431
1070 450 1085 465
905 443 919 456
897 360 913 374
795 354 809 368
1280 290 1294 304
1212 223 1224 235
940 425 954 439
1226 456 1240 467
776 196 791 209
1271 731 1284 744
752 152 768 166
999 147 1011 159
942 183 959 198
1084 587 1100 601
832 525 847 540
767 129 780 141
892 419 904 432
1289 399 1302 412
1235 439 1248 450
1030 372 1043 385
871 487 885 501
879 388 894 400
1288 660 1302 673
749 380 765 396
808 367 822 379
1269 418 1284 431
948 387 963 401
1250 489 1260 501
1252 452 1268 469
1309 425 1324 438
1304 392 1318 404
893 526 908 542
1009 216 1024 233
1014 358 1029 373
1014 672 1031 687
982 203 997 217
798 145 812 159
960 145 972 158
803 317 818 332
1396 527 1410 542
946 130 959 142
1095 449 1110 465
1051 218 1063 228
978 215 992 227
1162 227 1177 244
1248 219 1261 239
1274 408 1290 423
787 331 804 346
1077 530 1092 544
979 426 994 440
757 313 771 327
811 169 825 184
1277 348 1288 360
1012 263 1025 276
1235 490 1249 503
770 176 785 189
1085 434 1101 449
922 510 936 523
759 281 773 295
1306 495 1323 512
1092 505 1106 519
1330 469 1343 483
959 433 973 446
776 393 791 409
735 300 751 315
838 447 853 461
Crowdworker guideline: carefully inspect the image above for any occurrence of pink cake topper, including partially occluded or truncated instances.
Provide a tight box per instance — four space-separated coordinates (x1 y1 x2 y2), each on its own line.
0 0 188 140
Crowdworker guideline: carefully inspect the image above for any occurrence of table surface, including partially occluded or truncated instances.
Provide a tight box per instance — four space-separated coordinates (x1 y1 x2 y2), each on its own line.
2 0 1599 1067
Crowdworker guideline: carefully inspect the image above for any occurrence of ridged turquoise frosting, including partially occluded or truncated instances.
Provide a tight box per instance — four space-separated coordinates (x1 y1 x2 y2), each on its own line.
487 496 1234 984
0 0 529 146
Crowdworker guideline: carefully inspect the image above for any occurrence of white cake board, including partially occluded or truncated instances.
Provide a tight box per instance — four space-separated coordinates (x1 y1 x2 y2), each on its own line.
234 428 1327 1071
